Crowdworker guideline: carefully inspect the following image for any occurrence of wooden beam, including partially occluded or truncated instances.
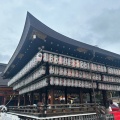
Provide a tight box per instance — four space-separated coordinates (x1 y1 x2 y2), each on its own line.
0 87 13 91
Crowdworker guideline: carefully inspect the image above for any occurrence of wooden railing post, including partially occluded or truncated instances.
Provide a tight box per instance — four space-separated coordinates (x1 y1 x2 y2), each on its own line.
102 90 107 107
65 88 67 104
79 89 83 103
49 88 54 104
18 95 20 106
89 91 92 103
30 92 34 105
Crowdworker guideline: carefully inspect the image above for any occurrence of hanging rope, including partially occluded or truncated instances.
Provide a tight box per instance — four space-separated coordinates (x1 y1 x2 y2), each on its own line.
5 92 15 106
0 93 16 112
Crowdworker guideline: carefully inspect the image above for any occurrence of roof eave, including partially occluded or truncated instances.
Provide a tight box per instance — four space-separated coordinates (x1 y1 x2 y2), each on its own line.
3 12 31 76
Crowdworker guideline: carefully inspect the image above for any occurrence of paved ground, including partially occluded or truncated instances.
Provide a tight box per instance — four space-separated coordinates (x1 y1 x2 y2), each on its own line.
0 112 20 120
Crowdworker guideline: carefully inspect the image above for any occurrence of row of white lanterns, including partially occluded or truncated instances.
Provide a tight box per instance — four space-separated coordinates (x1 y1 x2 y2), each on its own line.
43 53 89 69
8 51 120 89
19 78 48 94
107 67 120 76
13 66 46 90
91 63 106 72
43 52 120 76
43 52 107 72
102 75 120 83
50 77 97 88
8 52 43 86
98 83 120 91
49 65 101 81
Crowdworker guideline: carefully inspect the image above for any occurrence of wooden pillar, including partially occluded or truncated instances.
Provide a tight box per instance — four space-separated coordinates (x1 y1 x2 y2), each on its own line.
39 91 42 102
119 92 120 108
45 88 48 105
24 94 25 105
65 88 67 104
3 96 6 105
102 90 107 107
30 92 34 105
49 88 54 104
89 91 92 103
1 96 4 105
18 95 20 106
24 93 27 105
79 89 83 103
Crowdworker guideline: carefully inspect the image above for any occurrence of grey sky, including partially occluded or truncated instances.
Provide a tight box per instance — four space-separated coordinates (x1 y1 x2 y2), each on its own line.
0 0 120 63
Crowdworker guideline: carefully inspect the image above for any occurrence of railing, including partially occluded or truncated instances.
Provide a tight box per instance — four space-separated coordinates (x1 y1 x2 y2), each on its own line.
7 112 114 120
8 103 104 117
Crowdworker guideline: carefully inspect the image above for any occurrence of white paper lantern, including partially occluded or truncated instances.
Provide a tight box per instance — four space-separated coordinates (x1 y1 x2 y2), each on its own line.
50 77 54 85
116 69 118 75
58 56 63 65
53 55 58 64
63 57 68 66
49 66 54 74
36 52 42 62
75 70 79 78
67 79 71 86
118 70 120 75
55 77 59 85
41 66 46 75
81 81 84 88
90 63 94 71
71 69 75 77
71 80 75 87
59 78 63 86
68 69 72 77
54 66 59 75
108 67 112 74
78 81 82 87
75 60 80 68
79 71 83 78
96 74 99 80
63 79 67 86
83 62 88 69
94 64 97 71
82 72 86 79
89 73 91 79
59 67 64 75
32 57 37 66
85 82 88 88
71 59 76 67
67 58 71 66
75 80 79 87
98 74 101 80
97 65 101 72
92 73 96 80
86 72 90 79
80 61 84 69
63 68 67 76
103 66 106 72
43 53 48 62
49 54 54 63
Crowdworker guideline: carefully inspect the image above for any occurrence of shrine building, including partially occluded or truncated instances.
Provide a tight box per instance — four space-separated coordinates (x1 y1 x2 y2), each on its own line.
3 12 120 108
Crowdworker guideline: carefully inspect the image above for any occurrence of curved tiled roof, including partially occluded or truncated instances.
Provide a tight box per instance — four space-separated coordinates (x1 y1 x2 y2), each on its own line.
3 12 120 78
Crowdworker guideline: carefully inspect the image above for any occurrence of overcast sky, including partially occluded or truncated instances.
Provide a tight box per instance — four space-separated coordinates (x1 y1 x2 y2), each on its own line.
1 0 120 63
